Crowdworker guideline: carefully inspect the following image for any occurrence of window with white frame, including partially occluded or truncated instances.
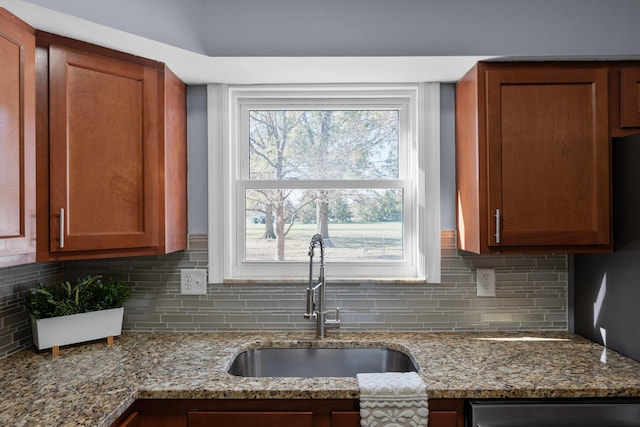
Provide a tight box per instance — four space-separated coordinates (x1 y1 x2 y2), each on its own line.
208 84 440 283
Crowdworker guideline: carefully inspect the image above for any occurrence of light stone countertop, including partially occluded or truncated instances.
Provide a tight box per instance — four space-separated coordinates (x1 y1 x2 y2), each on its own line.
1 331 640 427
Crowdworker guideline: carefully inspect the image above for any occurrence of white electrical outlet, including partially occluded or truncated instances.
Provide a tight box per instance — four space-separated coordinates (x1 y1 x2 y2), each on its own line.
476 268 496 297
180 269 207 295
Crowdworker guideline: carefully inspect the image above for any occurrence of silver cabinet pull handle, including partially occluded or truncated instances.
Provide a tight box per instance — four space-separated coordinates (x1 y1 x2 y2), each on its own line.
59 207 65 249
494 208 501 244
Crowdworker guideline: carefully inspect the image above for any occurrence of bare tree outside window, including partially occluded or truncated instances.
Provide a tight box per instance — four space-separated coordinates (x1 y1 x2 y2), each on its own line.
246 110 401 262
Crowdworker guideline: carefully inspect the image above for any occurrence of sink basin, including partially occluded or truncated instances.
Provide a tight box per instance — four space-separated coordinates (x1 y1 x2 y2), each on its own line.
228 347 418 377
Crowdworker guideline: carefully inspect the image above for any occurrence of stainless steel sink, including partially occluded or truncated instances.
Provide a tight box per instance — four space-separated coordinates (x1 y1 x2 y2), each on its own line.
227 347 418 377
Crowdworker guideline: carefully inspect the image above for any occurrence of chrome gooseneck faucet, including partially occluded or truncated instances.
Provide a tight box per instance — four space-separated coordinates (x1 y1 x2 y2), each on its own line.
304 234 340 338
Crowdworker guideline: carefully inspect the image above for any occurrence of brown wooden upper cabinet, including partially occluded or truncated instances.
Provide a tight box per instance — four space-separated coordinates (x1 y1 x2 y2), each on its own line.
620 66 640 128
35 32 187 261
0 9 36 268
456 62 611 254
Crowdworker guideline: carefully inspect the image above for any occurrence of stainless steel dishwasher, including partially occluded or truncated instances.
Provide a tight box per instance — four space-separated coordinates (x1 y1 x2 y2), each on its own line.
468 399 640 426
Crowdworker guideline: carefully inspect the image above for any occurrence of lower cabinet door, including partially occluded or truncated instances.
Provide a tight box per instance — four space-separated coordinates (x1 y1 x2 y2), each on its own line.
331 411 360 427
429 399 465 427
188 411 313 427
620 66 640 128
429 410 459 427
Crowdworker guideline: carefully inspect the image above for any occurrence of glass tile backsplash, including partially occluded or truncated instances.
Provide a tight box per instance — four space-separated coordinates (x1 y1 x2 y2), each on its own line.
65 231 568 334
0 231 566 358
0 262 62 357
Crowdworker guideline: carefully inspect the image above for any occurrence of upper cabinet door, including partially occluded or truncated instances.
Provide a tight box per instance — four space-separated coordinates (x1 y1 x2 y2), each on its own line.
0 9 36 267
485 66 610 250
47 44 160 253
456 63 611 254
620 66 640 128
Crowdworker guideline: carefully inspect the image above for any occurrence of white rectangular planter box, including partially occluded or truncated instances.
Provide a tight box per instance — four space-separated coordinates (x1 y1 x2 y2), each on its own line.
31 307 124 350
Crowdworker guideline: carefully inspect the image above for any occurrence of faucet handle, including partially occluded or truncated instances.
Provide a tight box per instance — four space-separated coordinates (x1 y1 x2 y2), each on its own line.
326 307 341 327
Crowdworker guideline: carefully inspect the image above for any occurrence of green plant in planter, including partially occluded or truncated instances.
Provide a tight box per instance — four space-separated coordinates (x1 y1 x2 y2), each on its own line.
27 275 132 320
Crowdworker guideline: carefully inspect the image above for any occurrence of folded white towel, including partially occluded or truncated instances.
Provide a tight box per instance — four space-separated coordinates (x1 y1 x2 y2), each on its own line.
357 372 429 427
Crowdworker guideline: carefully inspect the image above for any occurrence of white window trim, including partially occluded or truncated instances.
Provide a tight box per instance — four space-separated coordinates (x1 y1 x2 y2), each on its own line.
208 83 440 283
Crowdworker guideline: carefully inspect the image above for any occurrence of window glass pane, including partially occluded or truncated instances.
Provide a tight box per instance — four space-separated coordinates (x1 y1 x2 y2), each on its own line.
245 189 403 261
249 110 399 180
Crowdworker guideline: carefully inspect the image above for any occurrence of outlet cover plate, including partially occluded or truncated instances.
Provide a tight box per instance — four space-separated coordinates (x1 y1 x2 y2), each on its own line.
476 268 496 297
180 269 207 295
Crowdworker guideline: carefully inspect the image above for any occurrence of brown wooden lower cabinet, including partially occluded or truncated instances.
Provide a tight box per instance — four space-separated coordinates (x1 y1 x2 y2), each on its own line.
110 398 464 427
331 411 360 427
111 411 139 427
430 399 465 427
189 411 313 427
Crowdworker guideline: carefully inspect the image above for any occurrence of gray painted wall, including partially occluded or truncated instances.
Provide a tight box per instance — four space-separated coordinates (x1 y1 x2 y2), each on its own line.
440 83 456 230
24 0 640 57
26 0 209 54
574 250 640 361
573 136 640 362
186 86 208 234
